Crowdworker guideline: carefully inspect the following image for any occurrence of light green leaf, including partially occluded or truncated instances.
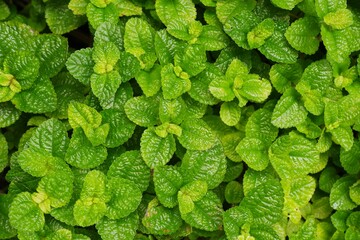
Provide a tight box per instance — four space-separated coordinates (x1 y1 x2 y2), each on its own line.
209 75 235 102
74 197 107 227
90 71 121 107
45 0 87 34
155 30 182 66
140 127 176 168
3 51 40 89
258 19 298 63
161 64 191 100
247 18 275 49
154 165 183 208
124 95 159 127
117 51 140 82
223 205 253 240
30 34 68 78
182 94 208 119
324 8 353 29
124 18 156 70
65 128 108 169
189 64 221 105
81 170 107 200
0 0 10 20
0 133 7 172
271 88 308 128
250 224 281 239
36 170 74 208
285 16 320 55
271 0 303 10
236 138 269 171
96 213 138 240
69 0 89 15
0 102 21 128
225 181 244 204
269 63 303 94
108 150 150 192
349 181 360 205
114 0 142 16
102 81 133 110
27 118 69 159
235 75 272 103
94 22 124 51
216 0 256 24
181 141 226 189
178 118 216 151
68 101 102 129
330 175 357 210
290 217 316 240
197 25 229 51
240 179 283 225
329 125 353 151
319 166 340 193
86 3 119 29
220 101 241 126
269 132 321 179
0 195 17 239
180 180 208 202
174 44 207 77
9 192 44 232
296 118 322 139
315 0 347 18
321 25 351 64
142 198 183 235
101 109 135 148
11 76 57 113
340 139 360 174
181 191 223 231
155 0 196 26
246 108 278 143
66 48 94 85
135 65 161 97
92 42 120 74
106 177 142 219
159 97 186 125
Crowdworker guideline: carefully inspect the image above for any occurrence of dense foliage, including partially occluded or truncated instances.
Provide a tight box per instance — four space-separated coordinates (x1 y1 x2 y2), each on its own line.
1 0 360 239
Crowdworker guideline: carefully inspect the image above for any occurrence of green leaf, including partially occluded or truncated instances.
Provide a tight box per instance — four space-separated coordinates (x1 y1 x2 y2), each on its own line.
117 51 140 82
68 101 102 129
197 25 229 51
178 118 216 151
11 76 57 113
270 0 303 10
225 181 244 204
74 197 107 227
181 191 223 231
9 192 44 232
315 0 347 18
0 133 8 172
159 97 186 125
135 65 162 97
209 75 235 102
324 8 353 30
247 18 275 49
0 102 21 128
155 29 182 66
321 25 351 63
65 128 108 169
319 166 340 193
180 180 208 202
216 0 256 24
220 101 241 126
0 194 17 239
30 34 68 78
17 149 59 177
90 71 121 107
189 64 221 105
94 22 124 51
269 63 303 94
258 19 298 63
269 132 321 179
330 175 357 210
155 0 196 26
86 3 119 29
349 181 360 205
246 108 278 143
124 95 159 127
101 109 135 148
66 48 94 85
181 141 226 189
223 205 253 240
161 63 191 100
235 75 272 103
140 127 176 168
3 51 40 90
174 44 207 76
96 213 138 240
124 18 156 70
102 81 133 110
290 217 316 240
45 0 87 34
27 118 70 159
0 0 10 20
340 139 360 174
240 179 283 225
106 177 142 219
285 16 320 55
236 138 269 171
142 198 183 235
271 88 308 128
69 0 89 15
114 0 142 16
154 165 183 208
329 125 354 151
36 170 74 208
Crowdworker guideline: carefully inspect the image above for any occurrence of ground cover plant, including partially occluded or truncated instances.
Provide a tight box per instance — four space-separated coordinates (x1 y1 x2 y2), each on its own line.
0 0 360 239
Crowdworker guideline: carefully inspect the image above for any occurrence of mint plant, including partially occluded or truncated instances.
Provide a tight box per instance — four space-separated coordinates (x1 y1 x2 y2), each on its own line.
1 0 360 239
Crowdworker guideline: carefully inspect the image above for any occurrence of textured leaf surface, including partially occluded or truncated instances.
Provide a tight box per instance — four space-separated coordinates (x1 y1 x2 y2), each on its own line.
96 213 138 240
155 0 196 26
340 140 360 175
86 3 119 29
0 195 17 239
0 133 7 172
66 48 94 85
181 141 226 189
0 102 21 128
271 0 303 10
9 192 44 232
178 118 216 150
330 175 357 210
161 64 191 100
140 128 176 168
90 71 121 108
236 138 269 171
124 95 159 127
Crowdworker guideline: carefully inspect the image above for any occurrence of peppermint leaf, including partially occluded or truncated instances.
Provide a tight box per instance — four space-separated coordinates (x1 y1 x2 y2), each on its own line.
330 175 357 210
220 101 241 126
271 0 303 10
90 71 122 108
124 95 159 127
155 0 196 26
66 48 94 85
96 213 138 240
0 102 21 128
86 3 119 29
